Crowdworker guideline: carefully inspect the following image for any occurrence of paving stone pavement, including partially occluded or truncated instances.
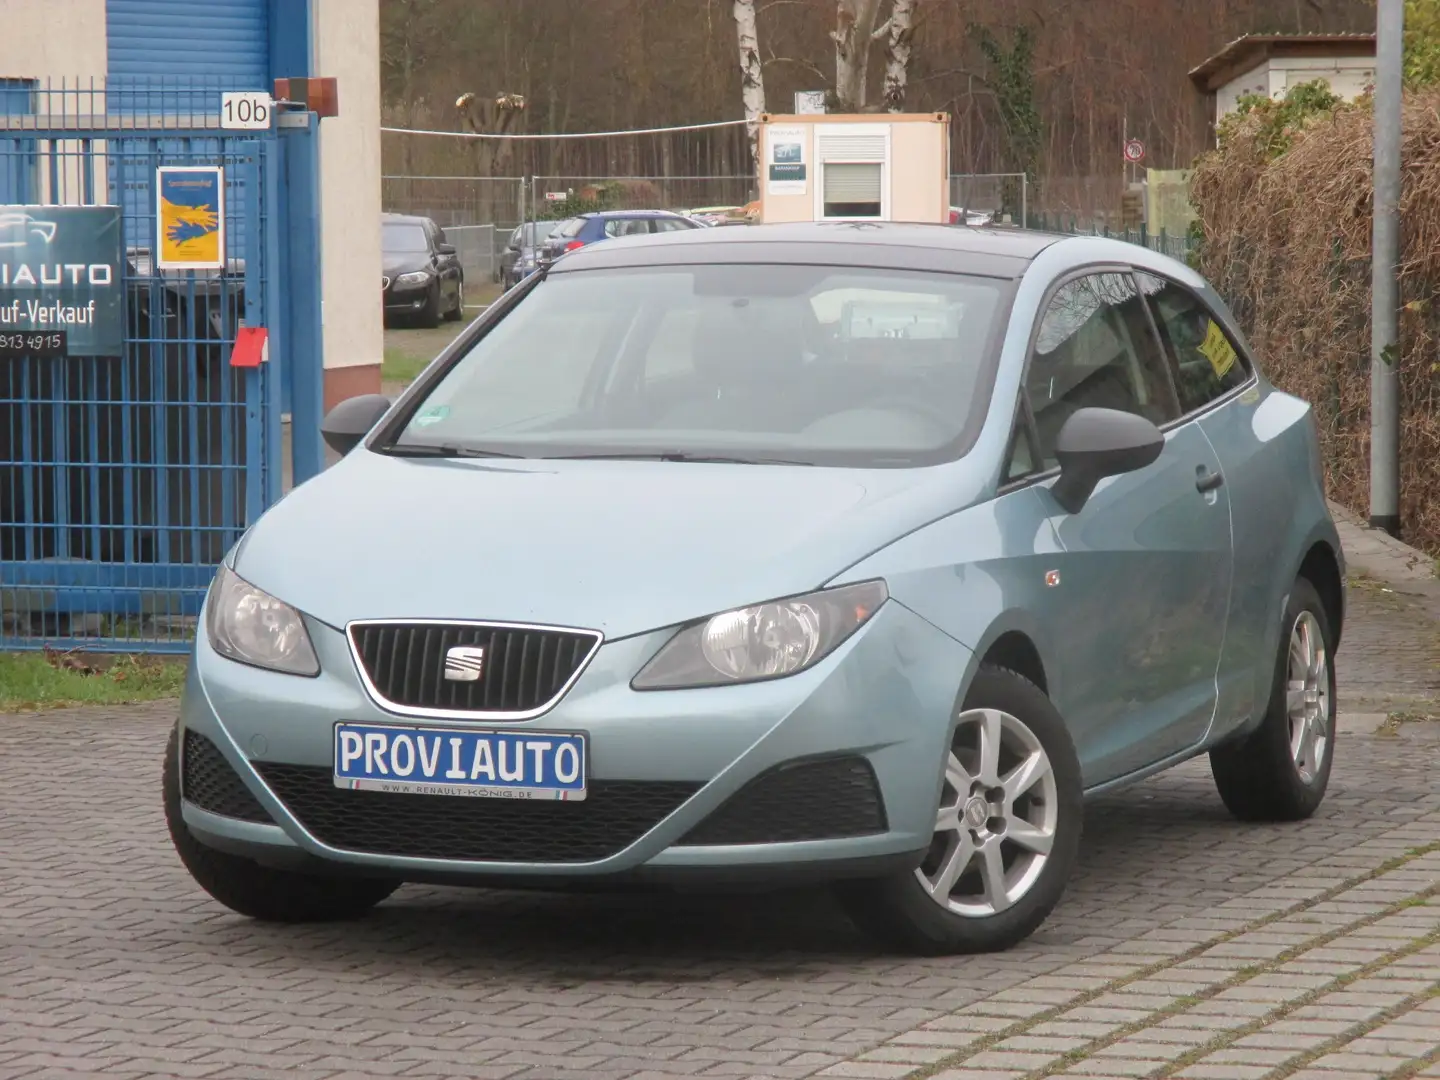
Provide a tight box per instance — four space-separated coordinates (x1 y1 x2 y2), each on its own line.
1 584 1437 1079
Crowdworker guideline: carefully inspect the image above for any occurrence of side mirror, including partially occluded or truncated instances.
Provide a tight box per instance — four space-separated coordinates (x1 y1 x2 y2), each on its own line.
321 394 392 456
1049 407 1164 514
436 243 457 256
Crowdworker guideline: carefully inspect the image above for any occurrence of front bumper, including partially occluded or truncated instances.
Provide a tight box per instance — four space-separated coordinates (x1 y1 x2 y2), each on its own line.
382 280 432 312
176 598 972 887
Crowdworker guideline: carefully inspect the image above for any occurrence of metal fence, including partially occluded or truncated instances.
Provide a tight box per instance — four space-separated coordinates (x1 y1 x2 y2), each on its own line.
950 173 1028 222
445 223 497 285
1 78 284 653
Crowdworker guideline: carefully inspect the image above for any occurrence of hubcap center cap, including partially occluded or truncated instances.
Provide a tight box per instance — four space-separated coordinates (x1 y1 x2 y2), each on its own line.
963 796 990 830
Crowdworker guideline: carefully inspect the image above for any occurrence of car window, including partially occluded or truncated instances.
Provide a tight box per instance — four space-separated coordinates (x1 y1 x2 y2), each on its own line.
556 218 587 239
651 218 694 233
391 264 1010 468
1137 271 1251 414
508 226 523 247
603 218 650 238
433 225 447 245
382 222 430 254
1026 272 1179 469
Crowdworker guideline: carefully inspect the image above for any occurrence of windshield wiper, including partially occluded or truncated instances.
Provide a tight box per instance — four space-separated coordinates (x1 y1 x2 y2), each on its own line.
379 443 524 459
540 451 814 466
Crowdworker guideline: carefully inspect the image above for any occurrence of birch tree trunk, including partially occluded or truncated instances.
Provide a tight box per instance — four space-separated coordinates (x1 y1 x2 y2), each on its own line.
833 0 883 111
880 0 917 112
733 0 766 177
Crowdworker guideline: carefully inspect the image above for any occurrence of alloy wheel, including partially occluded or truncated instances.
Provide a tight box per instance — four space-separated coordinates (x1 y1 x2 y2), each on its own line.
917 708 1059 918
1286 610 1330 785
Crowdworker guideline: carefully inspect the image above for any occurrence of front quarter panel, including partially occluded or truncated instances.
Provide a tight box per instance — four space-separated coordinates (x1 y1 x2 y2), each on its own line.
830 486 1066 702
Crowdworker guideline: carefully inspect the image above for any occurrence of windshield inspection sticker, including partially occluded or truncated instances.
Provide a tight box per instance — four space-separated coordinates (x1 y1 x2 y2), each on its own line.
413 405 449 427
1197 318 1238 379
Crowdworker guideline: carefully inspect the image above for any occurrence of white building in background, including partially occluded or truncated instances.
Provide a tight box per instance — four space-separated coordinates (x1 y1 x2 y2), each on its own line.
1189 33 1377 143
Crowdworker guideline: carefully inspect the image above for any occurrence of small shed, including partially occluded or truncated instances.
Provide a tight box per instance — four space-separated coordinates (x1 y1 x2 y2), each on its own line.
755 112 950 225
1189 33 1377 142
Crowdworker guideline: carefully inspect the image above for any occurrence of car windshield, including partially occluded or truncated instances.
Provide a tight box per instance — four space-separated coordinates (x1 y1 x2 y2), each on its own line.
383 222 429 253
388 264 1008 468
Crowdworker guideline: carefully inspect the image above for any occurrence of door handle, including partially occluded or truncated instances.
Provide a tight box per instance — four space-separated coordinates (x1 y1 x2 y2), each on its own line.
1195 468 1225 494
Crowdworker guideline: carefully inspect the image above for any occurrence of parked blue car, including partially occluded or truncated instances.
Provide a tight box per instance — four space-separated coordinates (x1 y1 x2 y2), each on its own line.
167 222 1344 954
536 209 703 267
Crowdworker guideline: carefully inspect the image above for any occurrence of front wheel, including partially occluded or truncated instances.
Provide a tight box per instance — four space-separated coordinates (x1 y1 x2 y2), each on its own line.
443 277 465 321
163 728 401 922
836 665 1083 955
1209 576 1336 822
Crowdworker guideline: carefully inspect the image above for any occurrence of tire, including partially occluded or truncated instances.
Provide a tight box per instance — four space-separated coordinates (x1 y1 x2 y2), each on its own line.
1209 576 1336 822
443 276 464 321
163 727 401 922
416 284 441 328
836 665 1084 955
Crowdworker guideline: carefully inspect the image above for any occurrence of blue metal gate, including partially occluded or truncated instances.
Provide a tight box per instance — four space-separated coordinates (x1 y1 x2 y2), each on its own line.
1 80 281 653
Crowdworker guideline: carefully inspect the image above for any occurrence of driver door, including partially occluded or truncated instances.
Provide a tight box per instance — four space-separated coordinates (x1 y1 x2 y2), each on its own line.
1015 270 1234 786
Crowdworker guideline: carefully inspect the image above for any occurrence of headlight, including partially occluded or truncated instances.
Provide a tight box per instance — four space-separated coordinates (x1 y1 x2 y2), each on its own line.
396 271 430 286
206 565 320 676
632 580 887 690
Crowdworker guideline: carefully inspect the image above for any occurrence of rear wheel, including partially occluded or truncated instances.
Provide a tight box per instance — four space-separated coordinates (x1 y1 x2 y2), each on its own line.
1210 576 1335 822
163 727 401 922
836 665 1083 955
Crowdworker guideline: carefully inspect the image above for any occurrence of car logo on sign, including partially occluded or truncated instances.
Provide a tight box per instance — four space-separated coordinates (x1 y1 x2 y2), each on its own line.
443 646 486 682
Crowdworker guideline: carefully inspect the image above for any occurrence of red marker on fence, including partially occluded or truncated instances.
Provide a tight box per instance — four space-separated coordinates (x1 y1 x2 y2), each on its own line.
230 326 269 368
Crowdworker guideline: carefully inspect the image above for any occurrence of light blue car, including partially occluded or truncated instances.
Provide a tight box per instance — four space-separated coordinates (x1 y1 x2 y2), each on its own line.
167 222 1344 954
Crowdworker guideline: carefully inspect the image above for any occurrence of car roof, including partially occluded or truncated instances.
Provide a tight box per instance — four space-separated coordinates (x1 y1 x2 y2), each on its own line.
381 212 433 226
551 220 1063 278
579 209 688 219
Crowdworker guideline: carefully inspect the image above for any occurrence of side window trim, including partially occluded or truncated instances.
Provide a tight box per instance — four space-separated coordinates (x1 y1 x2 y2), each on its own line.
1131 266 1260 424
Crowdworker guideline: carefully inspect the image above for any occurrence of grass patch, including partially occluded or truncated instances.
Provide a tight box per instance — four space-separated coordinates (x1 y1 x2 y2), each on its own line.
0 650 187 712
381 346 430 384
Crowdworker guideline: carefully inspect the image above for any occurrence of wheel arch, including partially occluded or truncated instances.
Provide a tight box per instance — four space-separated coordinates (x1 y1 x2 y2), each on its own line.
1297 539 1345 652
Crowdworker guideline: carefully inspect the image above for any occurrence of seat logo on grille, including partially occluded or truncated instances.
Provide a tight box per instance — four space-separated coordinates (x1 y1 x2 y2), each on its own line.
443 646 486 682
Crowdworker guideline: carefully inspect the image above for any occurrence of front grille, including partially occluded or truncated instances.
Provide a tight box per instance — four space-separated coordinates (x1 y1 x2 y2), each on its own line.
349 621 601 715
681 755 886 846
182 730 273 823
253 762 700 863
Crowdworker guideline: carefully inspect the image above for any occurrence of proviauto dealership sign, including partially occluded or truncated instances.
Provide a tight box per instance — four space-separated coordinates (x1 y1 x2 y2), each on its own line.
0 205 124 356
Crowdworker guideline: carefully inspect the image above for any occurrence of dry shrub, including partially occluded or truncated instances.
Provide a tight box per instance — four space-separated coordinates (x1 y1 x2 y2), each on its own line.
1191 92 1440 557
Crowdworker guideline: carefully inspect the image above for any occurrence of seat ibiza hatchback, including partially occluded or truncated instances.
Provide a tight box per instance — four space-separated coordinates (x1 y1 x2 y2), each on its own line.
167 222 1344 954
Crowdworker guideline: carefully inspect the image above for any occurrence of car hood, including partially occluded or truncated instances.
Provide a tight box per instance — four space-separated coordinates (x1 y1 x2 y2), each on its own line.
382 254 430 276
233 450 985 639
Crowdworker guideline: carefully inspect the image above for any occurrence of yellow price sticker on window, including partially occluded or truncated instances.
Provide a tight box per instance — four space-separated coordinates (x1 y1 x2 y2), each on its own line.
1197 318 1237 379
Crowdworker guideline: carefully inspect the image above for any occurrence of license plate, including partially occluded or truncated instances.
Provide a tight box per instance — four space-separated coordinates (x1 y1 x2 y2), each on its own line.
333 722 586 801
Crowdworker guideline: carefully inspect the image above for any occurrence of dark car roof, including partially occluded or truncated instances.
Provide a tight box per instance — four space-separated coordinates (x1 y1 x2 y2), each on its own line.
549 220 1060 278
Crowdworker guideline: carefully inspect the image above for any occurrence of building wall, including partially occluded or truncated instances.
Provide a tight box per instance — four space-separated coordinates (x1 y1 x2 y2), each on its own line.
1215 62 1270 119
313 0 383 408
1216 53 1375 121
0 0 108 82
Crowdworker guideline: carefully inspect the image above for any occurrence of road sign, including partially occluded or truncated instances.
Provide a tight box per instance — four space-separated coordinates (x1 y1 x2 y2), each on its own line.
220 91 273 130
1123 138 1146 164
544 191 568 202
794 90 827 115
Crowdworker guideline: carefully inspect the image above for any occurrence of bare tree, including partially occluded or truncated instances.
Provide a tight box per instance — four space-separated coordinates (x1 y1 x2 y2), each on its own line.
880 0 917 111
456 91 528 176
734 0 767 173
832 0 885 111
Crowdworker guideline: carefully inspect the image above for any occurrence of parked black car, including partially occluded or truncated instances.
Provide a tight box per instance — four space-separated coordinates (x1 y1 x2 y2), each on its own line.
381 213 464 328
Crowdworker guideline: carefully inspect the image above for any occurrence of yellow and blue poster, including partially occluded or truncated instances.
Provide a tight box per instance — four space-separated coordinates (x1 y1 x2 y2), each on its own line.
156 166 225 270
